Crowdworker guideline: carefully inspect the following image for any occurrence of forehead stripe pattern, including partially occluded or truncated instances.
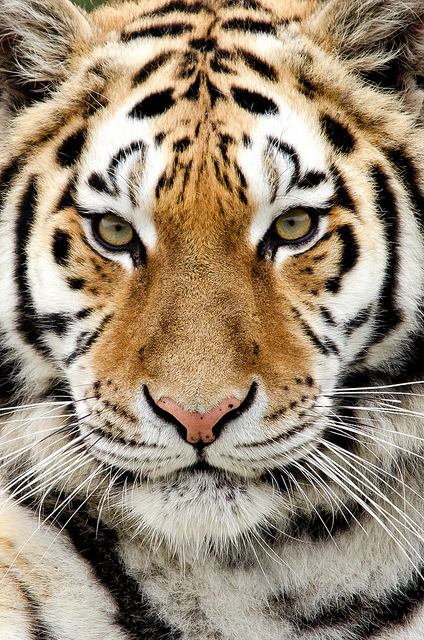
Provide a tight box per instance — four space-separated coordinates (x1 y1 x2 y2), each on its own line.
231 87 278 114
130 89 175 119
221 18 277 35
122 23 193 42
236 48 278 82
133 52 174 86
145 0 213 16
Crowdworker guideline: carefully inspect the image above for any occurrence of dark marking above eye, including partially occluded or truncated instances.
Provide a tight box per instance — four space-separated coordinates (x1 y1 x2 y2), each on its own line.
57 129 87 167
231 87 278 115
237 48 278 81
222 18 276 35
321 115 355 155
52 230 71 267
88 172 111 194
190 37 216 51
129 89 175 119
122 23 192 41
297 171 326 189
133 52 173 86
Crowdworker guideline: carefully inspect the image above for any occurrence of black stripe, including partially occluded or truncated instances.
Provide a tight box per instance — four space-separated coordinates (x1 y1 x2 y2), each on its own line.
232 86 278 115
289 501 364 542
344 305 372 336
133 52 173 85
326 225 359 293
295 567 424 637
107 141 146 190
15 177 50 356
222 0 268 9
236 48 278 81
297 171 326 189
320 307 336 326
184 72 201 100
57 129 87 168
87 172 111 194
267 137 300 187
129 90 175 119
20 584 56 640
300 319 339 356
221 17 276 35
57 179 75 210
387 147 424 223
370 165 403 337
52 230 71 267
144 0 212 16
65 314 113 367
122 23 192 41
321 115 355 155
35 496 181 639
0 337 22 401
173 137 192 152
0 159 22 211
333 168 356 211
206 77 222 107
38 313 72 337
190 37 216 52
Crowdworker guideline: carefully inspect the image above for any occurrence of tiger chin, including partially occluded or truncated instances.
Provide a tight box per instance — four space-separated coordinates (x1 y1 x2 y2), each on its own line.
2 0 424 638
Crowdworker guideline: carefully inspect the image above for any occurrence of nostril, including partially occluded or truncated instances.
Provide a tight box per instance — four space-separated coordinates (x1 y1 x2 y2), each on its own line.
156 397 241 444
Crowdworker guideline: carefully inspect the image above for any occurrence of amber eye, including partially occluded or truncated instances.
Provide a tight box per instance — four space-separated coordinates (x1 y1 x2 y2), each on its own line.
95 214 135 249
275 208 315 243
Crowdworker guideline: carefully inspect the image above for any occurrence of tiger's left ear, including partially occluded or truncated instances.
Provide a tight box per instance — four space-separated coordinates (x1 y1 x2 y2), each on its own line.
309 0 424 109
0 0 92 110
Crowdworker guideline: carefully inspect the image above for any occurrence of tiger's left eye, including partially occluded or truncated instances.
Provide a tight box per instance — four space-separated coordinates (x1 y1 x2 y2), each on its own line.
95 214 135 249
275 208 315 243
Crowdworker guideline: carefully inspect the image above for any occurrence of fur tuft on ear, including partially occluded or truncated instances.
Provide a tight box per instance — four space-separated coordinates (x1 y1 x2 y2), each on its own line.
0 0 92 110
309 0 424 93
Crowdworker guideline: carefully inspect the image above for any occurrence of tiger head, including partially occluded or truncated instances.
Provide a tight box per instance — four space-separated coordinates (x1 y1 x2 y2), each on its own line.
1 0 424 550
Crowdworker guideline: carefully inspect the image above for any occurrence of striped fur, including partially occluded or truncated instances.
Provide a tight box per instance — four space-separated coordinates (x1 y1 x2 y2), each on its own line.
1 0 424 638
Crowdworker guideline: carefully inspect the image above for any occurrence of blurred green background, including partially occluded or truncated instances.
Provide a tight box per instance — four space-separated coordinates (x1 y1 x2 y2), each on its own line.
74 0 106 10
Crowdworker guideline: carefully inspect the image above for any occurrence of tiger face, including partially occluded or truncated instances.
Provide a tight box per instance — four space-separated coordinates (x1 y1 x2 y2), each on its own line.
1 0 424 550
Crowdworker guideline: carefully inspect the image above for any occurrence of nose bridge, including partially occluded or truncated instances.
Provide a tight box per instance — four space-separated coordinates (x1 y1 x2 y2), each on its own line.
142 254 257 405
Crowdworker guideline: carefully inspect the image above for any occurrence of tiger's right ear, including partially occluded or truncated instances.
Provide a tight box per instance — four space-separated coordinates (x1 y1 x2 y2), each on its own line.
0 0 92 111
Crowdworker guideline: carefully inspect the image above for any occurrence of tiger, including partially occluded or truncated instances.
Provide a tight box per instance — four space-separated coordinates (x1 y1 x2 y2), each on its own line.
2 0 424 638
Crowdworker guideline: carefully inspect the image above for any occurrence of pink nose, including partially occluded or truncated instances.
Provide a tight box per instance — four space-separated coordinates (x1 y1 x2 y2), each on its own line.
156 397 241 444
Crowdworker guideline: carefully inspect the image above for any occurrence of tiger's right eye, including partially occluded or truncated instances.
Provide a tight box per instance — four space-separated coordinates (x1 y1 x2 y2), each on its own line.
94 214 135 250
